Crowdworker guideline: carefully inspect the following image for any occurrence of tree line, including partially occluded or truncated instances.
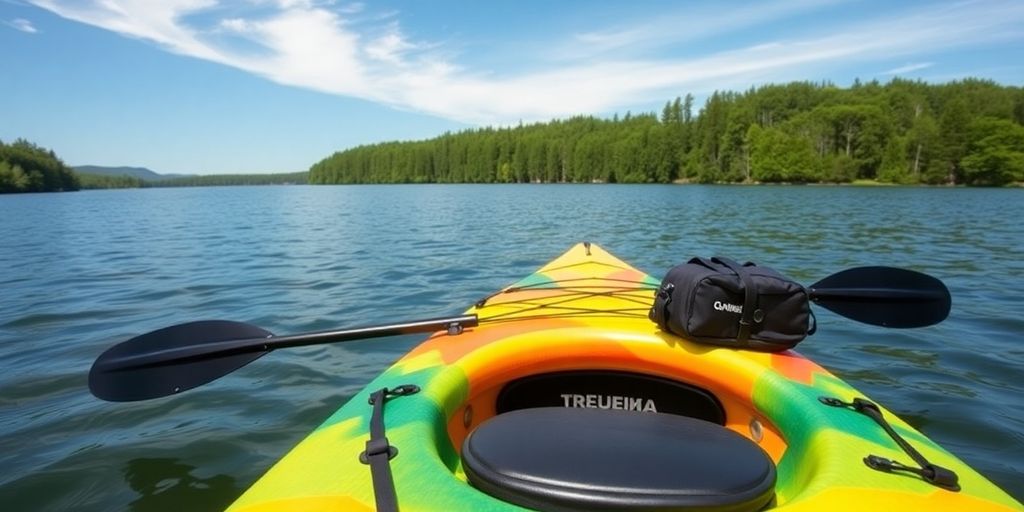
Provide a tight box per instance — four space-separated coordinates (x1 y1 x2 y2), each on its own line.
309 78 1024 186
78 173 146 189
0 139 80 193
78 172 307 188
0 140 309 193
152 172 308 187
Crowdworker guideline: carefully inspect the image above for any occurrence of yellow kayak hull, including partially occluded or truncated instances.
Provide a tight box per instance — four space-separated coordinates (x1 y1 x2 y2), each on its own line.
230 243 1021 511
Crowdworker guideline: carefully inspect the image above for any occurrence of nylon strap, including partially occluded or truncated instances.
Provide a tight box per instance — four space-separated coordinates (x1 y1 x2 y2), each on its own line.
361 385 420 512
819 396 960 491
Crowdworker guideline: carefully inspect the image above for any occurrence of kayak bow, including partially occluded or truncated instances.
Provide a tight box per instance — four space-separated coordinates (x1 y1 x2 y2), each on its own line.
224 243 1019 511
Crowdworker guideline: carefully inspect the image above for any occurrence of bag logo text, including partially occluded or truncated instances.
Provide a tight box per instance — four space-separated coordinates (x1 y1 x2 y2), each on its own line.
713 301 743 314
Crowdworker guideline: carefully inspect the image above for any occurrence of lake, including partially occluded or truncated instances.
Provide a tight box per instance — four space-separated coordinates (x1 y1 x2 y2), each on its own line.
1 184 1022 510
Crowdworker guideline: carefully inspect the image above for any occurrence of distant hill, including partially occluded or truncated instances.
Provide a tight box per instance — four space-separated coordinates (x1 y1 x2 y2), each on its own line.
73 165 191 181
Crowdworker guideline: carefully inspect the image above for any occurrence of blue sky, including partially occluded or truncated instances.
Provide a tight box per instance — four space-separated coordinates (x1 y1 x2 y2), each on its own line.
2 0 1022 174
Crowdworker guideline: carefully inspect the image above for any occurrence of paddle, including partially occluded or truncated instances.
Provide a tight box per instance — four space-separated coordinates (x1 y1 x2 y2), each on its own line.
808 266 951 328
89 266 949 403
89 315 478 402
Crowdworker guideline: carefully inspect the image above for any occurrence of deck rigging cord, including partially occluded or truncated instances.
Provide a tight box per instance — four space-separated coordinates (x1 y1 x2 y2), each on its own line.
474 276 657 322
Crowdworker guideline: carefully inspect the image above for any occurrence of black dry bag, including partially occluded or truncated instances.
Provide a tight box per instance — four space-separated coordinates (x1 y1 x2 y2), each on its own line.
649 257 814 352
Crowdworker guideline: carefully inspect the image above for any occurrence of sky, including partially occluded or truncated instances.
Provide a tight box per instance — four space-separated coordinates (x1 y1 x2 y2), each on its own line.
1 0 1023 175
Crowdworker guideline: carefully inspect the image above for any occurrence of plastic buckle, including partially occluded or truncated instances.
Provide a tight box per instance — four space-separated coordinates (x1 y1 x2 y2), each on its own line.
360 437 398 464
923 464 961 491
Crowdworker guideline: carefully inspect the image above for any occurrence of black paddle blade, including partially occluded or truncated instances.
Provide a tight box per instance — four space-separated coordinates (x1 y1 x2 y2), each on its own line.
809 266 951 328
89 320 273 402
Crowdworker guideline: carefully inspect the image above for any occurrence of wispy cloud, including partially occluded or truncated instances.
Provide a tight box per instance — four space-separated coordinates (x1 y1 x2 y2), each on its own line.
6 17 38 33
364 23 417 66
25 0 1024 124
563 0 849 60
217 18 252 34
882 62 934 75
336 2 363 15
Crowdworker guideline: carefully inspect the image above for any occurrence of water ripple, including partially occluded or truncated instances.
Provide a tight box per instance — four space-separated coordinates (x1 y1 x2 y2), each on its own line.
0 185 1022 510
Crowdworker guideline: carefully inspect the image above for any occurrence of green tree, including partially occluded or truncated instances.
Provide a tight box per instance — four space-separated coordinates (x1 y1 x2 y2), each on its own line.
905 108 939 182
929 98 971 184
960 118 1024 185
877 136 910 183
0 161 28 192
748 125 818 182
694 91 732 182
816 104 890 179
727 102 758 181
0 139 79 193
304 78 1022 186
1014 88 1024 125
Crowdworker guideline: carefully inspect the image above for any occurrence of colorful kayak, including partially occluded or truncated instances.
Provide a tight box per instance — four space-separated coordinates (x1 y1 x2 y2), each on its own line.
213 243 1021 511
89 243 1018 511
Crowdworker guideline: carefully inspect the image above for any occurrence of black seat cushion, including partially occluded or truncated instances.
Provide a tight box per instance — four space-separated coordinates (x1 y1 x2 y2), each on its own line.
462 407 775 512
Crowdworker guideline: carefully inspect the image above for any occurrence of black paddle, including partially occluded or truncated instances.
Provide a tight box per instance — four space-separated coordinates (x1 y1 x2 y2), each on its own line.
89 315 477 402
88 266 950 403
808 266 950 328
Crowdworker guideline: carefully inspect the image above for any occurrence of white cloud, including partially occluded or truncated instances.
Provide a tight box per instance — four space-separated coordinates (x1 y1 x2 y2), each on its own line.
364 24 416 65
218 18 252 33
882 62 934 75
7 18 38 33
25 0 1024 125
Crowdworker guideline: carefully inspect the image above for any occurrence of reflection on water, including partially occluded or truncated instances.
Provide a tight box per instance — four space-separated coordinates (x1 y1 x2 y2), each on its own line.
125 458 241 512
858 344 940 367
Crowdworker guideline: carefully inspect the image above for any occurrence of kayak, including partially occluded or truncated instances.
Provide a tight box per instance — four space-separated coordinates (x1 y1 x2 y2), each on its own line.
213 243 1021 511
89 243 1021 511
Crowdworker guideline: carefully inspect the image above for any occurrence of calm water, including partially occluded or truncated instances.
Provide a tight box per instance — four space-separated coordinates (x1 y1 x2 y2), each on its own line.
1 185 1022 510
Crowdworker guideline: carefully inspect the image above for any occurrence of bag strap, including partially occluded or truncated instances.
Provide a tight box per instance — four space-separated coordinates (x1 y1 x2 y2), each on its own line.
712 256 756 343
649 282 674 327
651 258 708 328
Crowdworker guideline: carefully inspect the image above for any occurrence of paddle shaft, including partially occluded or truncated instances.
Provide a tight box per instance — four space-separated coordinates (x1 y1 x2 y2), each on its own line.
98 314 478 372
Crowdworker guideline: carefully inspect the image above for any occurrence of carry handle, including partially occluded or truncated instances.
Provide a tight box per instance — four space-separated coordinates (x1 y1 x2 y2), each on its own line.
712 256 757 343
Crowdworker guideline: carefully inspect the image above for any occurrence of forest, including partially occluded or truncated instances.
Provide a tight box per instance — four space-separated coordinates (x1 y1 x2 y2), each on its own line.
0 151 308 191
77 173 146 189
0 139 80 193
75 172 308 189
309 79 1024 186
153 172 308 187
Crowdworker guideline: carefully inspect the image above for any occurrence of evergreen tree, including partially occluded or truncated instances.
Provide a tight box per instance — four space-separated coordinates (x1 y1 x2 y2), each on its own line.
877 136 910 184
931 98 971 184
